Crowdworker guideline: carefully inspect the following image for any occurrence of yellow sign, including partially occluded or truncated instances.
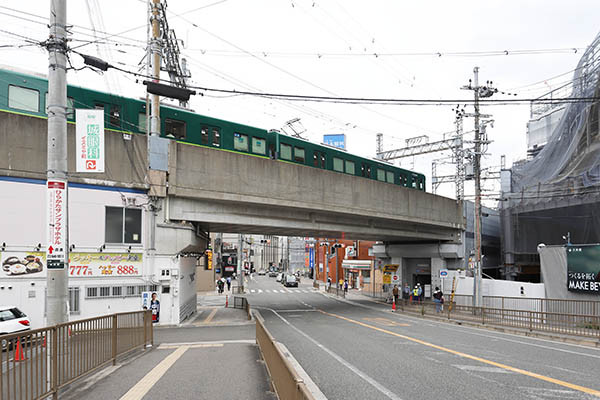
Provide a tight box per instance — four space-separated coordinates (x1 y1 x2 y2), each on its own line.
383 264 399 273
207 250 213 270
383 275 392 284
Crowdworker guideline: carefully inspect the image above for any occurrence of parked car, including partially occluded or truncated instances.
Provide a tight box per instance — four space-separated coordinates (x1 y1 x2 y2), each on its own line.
283 274 298 287
276 272 284 282
268 271 278 277
0 306 30 350
258 269 266 276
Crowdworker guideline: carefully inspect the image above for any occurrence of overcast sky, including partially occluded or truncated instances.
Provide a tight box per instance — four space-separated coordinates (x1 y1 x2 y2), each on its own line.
0 0 598 204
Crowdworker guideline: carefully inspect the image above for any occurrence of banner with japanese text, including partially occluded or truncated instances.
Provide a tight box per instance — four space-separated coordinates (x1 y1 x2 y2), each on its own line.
76 109 105 172
1 252 142 278
566 246 600 294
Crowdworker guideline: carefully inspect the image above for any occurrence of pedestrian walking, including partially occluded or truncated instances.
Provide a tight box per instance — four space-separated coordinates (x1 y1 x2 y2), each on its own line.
392 284 399 306
433 286 444 313
217 279 224 294
327 276 332 291
226 276 232 291
417 283 423 303
343 279 349 295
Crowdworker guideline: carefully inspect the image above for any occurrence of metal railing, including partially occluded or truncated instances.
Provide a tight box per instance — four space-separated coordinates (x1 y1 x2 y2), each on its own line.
232 296 252 320
396 300 600 339
0 310 152 400
255 312 315 400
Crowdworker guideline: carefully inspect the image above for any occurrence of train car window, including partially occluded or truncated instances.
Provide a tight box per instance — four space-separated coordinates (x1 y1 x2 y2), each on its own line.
419 178 424 190
377 169 385 181
280 144 292 160
165 119 186 139
320 153 326 168
234 132 249 151
252 137 266 155
345 160 355 175
201 126 209 145
361 164 371 178
333 157 343 172
294 147 305 163
386 171 394 184
313 152 319 167
411 177 417 188
8 85 39 112
138 113 147 133
109 105 121 128
212 128 221 147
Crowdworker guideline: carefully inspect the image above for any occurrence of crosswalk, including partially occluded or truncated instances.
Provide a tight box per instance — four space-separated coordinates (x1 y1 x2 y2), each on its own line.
248 289 314 294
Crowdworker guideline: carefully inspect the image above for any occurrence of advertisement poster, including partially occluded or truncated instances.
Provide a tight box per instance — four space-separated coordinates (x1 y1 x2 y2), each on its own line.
1 252 143 278
76 109 105 173
47 179 67 269
566 246 600 294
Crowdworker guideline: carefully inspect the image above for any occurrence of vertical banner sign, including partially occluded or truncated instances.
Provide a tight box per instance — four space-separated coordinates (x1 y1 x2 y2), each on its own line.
566 246 600 294
47 180 67 269
309 247 314 271
76 109 104 172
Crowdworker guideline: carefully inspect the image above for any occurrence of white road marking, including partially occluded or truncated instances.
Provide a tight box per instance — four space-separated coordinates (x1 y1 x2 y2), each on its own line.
120 346 189 400
158 339 256 347
453 365 514 374
258 289 263 293
250 289 256 293
269 309 402 400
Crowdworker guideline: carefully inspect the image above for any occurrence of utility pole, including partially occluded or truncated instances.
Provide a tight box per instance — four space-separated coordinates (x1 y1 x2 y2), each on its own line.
473 66 482 310
150 0 161 138
46 0 69 326
461 66 495 309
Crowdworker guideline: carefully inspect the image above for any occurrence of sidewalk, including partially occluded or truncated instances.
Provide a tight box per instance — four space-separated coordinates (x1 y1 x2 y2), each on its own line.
61 295 275 400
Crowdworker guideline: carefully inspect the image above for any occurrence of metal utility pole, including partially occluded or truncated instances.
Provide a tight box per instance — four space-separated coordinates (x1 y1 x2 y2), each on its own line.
454 111 465 201
150 0 161 137
376 133 383 158
46 0 69 326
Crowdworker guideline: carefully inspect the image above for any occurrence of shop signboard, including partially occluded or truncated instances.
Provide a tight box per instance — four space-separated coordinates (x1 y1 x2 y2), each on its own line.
383 264 399 273
1 251 142 278
566 246 600 294
383 274 392 284
47 179 67 269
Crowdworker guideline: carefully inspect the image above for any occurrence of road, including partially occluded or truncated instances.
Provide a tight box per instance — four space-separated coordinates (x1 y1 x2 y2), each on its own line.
247 275 600 400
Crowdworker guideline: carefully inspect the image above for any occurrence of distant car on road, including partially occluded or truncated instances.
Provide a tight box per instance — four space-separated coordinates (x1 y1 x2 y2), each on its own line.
276 273 284 282
258 269 266 275
0 306 30 350
268 271 278 277
283 275 298 287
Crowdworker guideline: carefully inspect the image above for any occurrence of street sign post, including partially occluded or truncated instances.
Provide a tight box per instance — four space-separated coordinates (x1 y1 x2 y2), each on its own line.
46 180 67 269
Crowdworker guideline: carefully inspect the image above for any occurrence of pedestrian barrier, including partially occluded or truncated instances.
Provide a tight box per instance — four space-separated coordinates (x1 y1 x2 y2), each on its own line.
232 296 252 320
0 310 153 400
394 299 600 339
255 312 316 400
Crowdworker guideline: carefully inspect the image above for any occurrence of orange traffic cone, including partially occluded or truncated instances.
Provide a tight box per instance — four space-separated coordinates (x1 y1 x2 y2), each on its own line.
392 298 396 312
14 339 26 361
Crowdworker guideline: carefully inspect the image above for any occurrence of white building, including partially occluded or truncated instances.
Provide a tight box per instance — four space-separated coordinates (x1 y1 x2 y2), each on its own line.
0 178 198 329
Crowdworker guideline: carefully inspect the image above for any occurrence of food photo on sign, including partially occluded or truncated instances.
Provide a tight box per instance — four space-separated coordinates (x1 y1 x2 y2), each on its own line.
1 252 45 277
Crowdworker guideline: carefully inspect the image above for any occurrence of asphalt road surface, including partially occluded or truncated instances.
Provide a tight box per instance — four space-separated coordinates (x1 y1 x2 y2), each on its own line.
247 275 600 400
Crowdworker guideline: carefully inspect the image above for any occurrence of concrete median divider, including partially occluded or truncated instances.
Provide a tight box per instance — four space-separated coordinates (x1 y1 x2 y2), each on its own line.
254 311 325 400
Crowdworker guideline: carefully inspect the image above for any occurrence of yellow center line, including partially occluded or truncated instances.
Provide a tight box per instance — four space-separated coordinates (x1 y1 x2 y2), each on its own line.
318 310 600 397
120 345 189 400
203 308 218 324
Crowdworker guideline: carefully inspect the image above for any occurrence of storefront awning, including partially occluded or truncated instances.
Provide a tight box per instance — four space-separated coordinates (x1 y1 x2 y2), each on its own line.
342 260 372 270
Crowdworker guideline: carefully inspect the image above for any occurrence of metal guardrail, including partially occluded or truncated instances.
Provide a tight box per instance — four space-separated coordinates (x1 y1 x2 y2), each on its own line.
255 312 315 400
395 300 600 339
325 285 345 298
0 310 152 400
232 296 252 320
